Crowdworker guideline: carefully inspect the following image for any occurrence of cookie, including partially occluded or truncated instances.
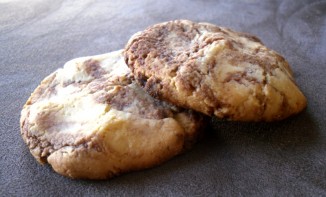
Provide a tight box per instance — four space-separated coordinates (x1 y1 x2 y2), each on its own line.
20 50 205 179
124 20 307 121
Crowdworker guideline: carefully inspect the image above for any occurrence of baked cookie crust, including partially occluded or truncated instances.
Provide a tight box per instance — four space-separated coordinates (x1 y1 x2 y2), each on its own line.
20 50 205 179
124 20 307 121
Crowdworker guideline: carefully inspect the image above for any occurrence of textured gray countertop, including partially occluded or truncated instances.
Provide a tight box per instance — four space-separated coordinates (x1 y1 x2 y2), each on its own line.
1 0 325 196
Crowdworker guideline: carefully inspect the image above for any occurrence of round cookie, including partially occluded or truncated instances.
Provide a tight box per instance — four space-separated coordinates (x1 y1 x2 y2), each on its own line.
124 20 307 121
20 50 205 179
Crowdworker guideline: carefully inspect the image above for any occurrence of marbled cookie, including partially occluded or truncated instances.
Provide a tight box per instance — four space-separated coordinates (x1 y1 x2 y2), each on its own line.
124 20 307 121
20 50 205 179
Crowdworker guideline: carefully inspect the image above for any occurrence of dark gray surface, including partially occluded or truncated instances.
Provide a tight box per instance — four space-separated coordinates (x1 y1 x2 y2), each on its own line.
1 0 325 196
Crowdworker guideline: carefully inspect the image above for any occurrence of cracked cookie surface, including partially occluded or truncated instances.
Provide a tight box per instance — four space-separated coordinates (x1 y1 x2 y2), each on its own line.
20 50 205 179
124 20 307 121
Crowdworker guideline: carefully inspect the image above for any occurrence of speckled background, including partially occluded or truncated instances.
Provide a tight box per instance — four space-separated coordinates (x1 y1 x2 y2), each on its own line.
1 0 325 196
